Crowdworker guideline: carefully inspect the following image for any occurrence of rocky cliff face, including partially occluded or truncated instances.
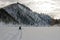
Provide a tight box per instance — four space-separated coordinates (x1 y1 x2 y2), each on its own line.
0 3 53 26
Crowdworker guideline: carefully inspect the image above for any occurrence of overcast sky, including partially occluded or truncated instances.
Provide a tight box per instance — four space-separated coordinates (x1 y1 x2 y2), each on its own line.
0 0 60 19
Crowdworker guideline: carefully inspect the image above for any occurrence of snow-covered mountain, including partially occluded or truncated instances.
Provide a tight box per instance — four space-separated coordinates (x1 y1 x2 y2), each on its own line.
0 3 54 26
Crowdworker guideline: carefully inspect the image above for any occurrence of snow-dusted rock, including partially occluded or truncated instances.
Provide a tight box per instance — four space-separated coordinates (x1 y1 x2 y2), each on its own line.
0 3 53 26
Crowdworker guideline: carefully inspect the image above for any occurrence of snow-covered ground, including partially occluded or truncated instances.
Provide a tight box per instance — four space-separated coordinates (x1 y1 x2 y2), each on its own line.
0 22 60 40
0 27 20 40
22 27 60 40
0 27 60 40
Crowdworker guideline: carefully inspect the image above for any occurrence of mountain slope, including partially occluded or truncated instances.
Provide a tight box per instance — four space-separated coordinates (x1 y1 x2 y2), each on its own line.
0 3 53 26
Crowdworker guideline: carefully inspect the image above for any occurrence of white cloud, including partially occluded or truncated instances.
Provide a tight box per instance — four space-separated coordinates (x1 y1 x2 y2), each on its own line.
0 0 18 2
0 1 11 7
18 0 56 13
0 0 18 8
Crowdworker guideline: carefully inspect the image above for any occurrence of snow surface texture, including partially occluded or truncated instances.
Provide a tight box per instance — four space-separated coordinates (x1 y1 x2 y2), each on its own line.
0 27 22 40
0 3 53 26
0 27 60 40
